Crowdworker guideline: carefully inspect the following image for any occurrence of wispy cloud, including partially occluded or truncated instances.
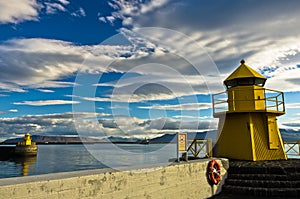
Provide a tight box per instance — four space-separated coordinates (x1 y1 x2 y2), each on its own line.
71 7 86 17
138 103 211 111
285 103 300 109
0 38 133 91
13 100 80 106
36 89 55 93
106 0 300 93
0 0 40 24
44 2 66 14
0 112 218 141
58 0 70 6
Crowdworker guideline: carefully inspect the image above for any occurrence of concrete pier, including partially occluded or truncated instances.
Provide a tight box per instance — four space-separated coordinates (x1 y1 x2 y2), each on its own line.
0 158 228 199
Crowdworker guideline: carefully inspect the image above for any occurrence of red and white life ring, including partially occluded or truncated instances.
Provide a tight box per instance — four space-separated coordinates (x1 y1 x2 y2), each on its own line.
207 159 221 185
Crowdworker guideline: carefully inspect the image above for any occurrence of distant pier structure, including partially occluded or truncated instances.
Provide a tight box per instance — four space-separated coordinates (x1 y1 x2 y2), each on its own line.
212 60 287 161
14 133 38 156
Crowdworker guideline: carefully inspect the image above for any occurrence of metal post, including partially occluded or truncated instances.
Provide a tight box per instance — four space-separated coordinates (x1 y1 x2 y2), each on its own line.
212 94 215 115
194 139 197 158
207 138 213 157
282 92 285 112
177 132 179 162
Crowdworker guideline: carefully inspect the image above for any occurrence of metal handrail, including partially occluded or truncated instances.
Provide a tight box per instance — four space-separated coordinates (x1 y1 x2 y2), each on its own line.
212 88 285 114
284 140 300 157
185 139 212 158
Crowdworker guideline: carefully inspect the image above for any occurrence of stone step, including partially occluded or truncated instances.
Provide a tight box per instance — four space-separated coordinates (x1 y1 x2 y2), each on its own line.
228 160 300 175
227 173 300 181
227 166 300 175
222 185 300 198
225 178 300 188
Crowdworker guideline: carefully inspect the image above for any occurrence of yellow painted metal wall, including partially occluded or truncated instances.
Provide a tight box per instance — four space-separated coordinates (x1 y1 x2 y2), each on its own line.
216 113 254 160
216 112 287 161
227 86 266 112
253 88 265 110
251 113 286 160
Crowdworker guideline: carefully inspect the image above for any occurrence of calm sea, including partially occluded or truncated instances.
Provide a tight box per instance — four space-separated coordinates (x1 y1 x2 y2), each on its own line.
0 143 298 179
0 143 177 179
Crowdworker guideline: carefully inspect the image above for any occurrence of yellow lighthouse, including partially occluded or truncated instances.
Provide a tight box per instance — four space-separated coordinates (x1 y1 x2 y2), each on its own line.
212 60 287 161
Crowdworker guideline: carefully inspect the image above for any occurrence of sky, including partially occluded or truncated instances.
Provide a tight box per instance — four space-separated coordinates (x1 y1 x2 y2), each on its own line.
1 0 300 141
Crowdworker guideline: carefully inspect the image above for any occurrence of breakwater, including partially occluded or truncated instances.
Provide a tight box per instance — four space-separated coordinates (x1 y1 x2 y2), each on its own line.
0 158 228 198
0 146 15 160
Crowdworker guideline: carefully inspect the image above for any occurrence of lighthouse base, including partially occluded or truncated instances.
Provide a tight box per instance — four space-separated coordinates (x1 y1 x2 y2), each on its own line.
215 112 287 161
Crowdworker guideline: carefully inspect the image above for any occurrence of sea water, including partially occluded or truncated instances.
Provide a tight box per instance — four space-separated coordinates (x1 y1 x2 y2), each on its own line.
0 143 298 179
0 143 177 178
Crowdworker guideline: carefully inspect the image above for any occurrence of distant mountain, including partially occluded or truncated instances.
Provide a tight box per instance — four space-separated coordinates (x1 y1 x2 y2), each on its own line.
150 134 176 143
107 136 140 143
149 129 300 143
2 135 104 144
280 128 300 141
150 131 218 143
2 129 298 145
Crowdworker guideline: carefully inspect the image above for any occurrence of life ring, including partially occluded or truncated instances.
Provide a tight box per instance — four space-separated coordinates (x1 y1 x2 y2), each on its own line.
207 159 221 185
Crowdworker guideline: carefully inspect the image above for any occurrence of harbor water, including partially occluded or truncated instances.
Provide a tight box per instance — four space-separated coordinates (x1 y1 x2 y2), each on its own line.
0 143 298 179
0 143 177 179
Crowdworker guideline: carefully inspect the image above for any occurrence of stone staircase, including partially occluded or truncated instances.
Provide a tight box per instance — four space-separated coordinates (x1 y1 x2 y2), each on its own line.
212 159 300 198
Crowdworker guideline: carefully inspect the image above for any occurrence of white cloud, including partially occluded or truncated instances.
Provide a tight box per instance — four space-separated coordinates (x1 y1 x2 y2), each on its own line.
0 0 83 24
0 33 221 100
172 115 199 119
98 16 107 23
58 0 69 5
107 0 170 26
8 109 18 113
36 89 55 93
3 0 300 104
0 0 40 24
44 2 67 14
0 112 218 141
13 100 80 106
138 103 211 111
0 82 27 92
71 7 86 17
107 0 300 93
285 103 300 109
0 38 134 91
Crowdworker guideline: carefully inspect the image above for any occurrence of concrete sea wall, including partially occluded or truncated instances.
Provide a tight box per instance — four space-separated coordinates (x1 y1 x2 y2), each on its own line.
0 158 228 199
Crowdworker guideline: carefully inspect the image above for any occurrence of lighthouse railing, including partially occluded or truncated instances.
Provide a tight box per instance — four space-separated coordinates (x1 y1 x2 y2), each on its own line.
264 88 285 112
212 88 285 115
212 91 228 114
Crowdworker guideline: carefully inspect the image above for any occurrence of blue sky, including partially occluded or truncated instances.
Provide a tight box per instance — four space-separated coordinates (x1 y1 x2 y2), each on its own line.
1 0 300 141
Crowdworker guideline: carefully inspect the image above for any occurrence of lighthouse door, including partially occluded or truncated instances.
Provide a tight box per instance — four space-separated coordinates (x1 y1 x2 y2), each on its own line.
267 115 280 149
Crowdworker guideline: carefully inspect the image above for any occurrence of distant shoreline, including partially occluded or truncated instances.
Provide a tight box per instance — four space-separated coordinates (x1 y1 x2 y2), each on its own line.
0 141 173 145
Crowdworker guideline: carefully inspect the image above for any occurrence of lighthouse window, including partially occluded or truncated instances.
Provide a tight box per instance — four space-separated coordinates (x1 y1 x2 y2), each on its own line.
224 79 237 88
237 78 254 86
254 78 266 87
